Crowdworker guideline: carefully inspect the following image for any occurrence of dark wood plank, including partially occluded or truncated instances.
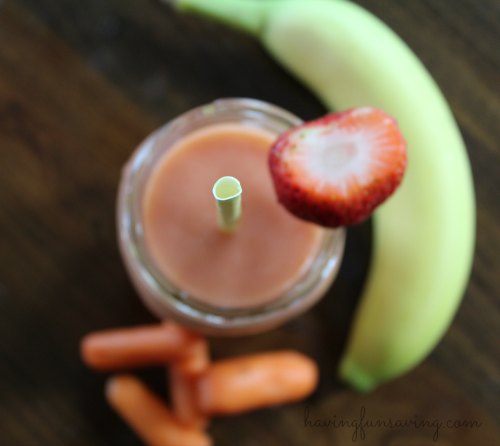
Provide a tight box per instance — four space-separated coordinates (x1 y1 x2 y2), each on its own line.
1 0 499 445
0 5 158 446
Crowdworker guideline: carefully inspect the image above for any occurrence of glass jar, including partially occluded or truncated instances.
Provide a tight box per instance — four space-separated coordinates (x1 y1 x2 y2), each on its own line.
117 98 345 336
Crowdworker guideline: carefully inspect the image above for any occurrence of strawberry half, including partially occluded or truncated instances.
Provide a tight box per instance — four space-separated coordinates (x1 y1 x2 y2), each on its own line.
269 107 407 227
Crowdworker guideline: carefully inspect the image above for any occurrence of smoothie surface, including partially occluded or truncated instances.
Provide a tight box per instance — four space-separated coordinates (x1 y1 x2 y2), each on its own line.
143 123 322 308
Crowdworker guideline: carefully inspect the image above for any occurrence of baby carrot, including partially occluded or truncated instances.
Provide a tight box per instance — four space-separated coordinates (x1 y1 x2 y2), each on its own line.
106 375 212 446
169 365 209 429
176 337 210 376
168 336 210 427
80 322 202 371
196 350 318 415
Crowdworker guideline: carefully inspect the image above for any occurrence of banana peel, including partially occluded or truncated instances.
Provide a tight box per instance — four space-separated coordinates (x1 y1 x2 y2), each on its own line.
171 0 476 391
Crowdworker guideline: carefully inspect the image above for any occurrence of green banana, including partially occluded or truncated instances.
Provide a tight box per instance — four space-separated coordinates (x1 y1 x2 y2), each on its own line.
172 0 475 391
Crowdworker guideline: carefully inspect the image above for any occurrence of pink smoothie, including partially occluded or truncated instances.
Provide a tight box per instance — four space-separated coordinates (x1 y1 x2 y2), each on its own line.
143 123 323 309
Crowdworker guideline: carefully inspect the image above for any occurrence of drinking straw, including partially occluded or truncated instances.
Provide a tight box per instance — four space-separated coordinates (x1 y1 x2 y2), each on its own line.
212 176 242 232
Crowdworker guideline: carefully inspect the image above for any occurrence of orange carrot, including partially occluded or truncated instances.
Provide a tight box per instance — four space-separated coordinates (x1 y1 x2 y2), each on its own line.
80 322 203 371
196 350 318 415
106 375 212 446
176 338 210 376
169 365 209 429
168 335 210 427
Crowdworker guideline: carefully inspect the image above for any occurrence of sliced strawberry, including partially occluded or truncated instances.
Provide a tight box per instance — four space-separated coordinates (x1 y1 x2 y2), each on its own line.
269 107 407 227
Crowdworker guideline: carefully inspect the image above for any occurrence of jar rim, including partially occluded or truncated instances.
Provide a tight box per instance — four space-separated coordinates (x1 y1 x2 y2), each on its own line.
117 98 345 335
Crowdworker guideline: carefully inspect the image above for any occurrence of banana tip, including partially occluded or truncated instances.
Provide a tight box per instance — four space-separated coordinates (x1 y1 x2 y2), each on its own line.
339 360 378 393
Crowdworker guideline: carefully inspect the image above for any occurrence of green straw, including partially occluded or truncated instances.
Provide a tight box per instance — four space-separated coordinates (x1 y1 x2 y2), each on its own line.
212 176 242 232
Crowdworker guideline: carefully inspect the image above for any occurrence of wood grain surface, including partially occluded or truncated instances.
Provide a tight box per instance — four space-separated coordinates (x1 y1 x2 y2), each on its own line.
1 0 499 445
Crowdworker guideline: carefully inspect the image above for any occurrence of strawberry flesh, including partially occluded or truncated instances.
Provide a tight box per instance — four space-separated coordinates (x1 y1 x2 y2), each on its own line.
269 107 407 227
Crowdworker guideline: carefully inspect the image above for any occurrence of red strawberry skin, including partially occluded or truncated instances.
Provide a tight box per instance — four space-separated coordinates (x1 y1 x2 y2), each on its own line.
269 108 407 227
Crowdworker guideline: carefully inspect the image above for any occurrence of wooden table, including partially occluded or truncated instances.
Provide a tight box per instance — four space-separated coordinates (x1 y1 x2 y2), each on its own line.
1 1 498 444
